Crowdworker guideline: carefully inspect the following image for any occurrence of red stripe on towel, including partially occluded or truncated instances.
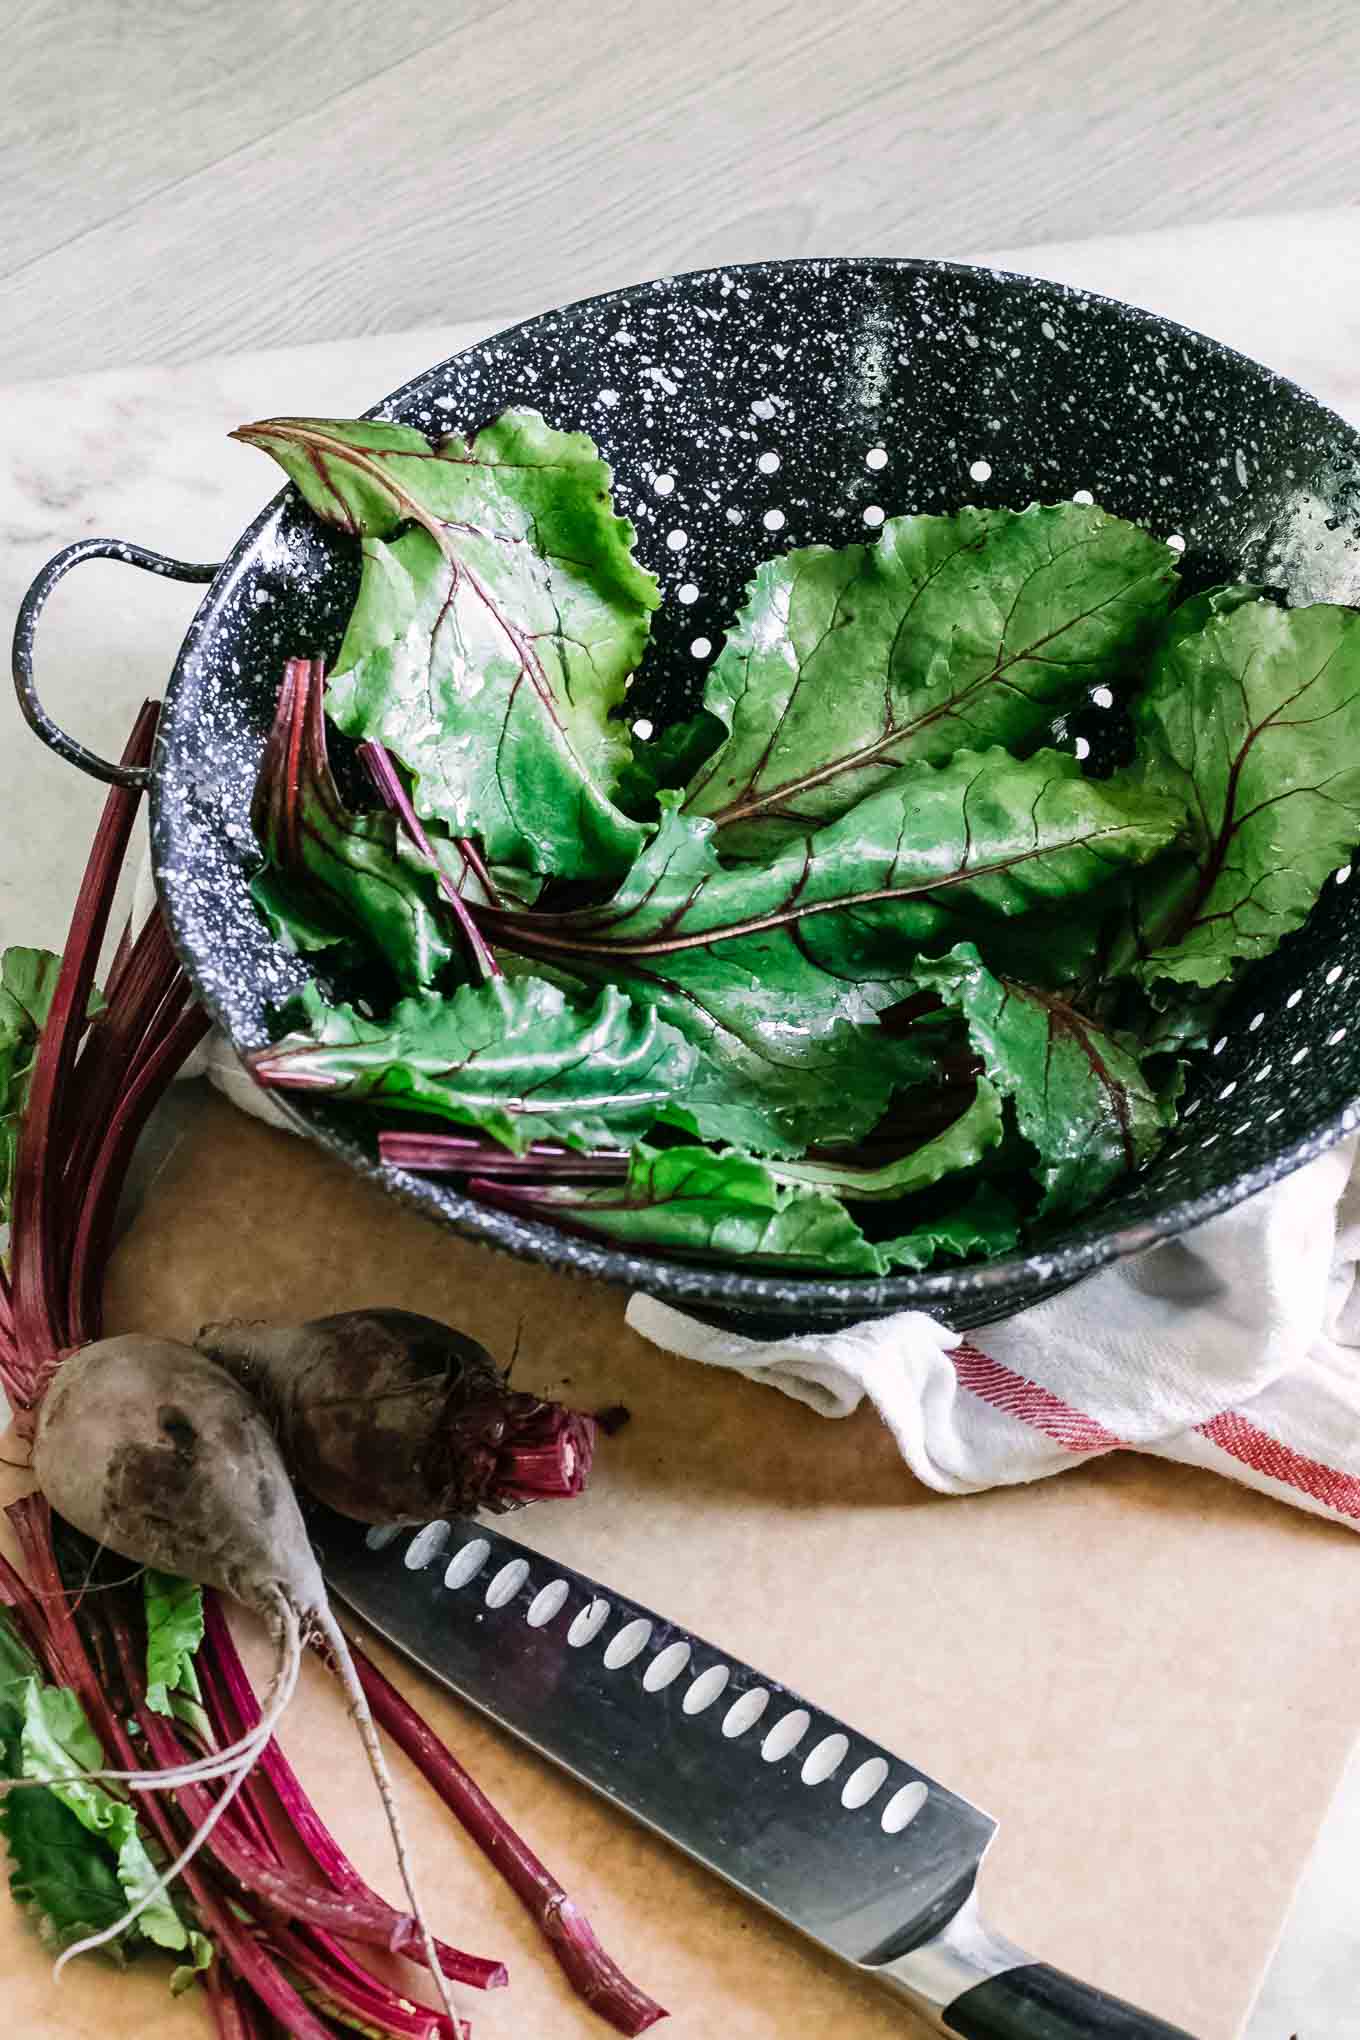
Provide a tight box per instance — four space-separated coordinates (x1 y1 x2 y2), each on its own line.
949 1344 1123 1454
950 1342 1359 1522
1196 1410 1360 1523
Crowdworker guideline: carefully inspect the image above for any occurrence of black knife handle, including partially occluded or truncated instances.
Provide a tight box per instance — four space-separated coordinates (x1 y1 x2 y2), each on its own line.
944 1963 1197 2039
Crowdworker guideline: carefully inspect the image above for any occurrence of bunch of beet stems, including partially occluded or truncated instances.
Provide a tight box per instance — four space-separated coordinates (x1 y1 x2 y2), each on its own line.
0 703 664 2036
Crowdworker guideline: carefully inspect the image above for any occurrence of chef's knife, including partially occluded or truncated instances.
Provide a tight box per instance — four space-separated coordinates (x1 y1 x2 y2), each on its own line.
315 1507 1195 2037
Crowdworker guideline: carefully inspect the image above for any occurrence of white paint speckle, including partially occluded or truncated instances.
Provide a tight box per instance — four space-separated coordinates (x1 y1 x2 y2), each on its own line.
862 504 885 528
763 508 786 532
690 636 713 659
652 472 675 496
1041 319 1056 340
597 388 620 407
757 450 781 474
1167 533 1186 553
632 718 654 740
666 528 688 551
1092 685 1114 709
677 582 699 604
866 447 888 471
751 397 776 420
1073 736 1091 761
1072 488 1095 506
969 459 992 482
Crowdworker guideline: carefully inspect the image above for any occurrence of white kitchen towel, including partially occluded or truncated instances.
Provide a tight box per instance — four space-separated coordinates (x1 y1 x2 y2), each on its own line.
627 1135 1360 1531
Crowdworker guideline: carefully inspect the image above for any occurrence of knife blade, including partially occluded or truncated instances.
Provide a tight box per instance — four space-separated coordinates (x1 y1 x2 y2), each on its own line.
315 1506 1196 2037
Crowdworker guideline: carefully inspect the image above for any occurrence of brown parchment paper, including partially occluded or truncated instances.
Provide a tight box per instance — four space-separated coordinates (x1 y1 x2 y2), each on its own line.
3 1090 1357 2039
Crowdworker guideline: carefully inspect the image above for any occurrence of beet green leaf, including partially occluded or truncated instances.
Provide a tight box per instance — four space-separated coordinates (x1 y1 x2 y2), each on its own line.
255 975 697 1154
915 943 1168 1216
249 656 457 989
767 1078 1003 1200
683 502 1179 853
878 1183 1021 1270
234 410 658 880
480 1139 1019 1274
480 750 1181 1151
1113 597 1360 990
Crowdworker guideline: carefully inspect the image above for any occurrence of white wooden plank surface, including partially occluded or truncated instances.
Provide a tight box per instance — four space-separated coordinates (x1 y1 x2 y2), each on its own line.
3 0 1358 379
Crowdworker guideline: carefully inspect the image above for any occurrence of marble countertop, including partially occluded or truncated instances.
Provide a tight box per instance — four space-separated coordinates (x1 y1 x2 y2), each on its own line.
3 211 1359 2035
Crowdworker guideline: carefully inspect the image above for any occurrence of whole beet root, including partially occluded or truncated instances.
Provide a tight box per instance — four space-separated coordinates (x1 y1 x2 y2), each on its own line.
195 1308 595 1525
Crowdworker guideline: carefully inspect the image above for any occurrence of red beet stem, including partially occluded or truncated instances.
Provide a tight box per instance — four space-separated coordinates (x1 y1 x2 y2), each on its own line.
10 1501 336 2040
257 1914 460 2040
357 737 501 910
448 834 501 909
0 1278 15 1372
342 1636 667 2035
202 1961 267 2040
201 1594 500 1990
59 907 184 1197
6 1497 110 1718
7 702 159 1420
358 738 502 979
496 1399 597 1504
381 1131 629 1181
111 1614 504 2005
64 990 211 1346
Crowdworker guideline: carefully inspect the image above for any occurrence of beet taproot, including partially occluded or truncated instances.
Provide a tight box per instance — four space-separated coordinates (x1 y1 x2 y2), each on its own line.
29 1333 462 2030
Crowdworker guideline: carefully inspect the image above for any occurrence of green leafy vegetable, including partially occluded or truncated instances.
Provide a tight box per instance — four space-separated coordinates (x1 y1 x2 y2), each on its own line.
235 410 658 880
2 949 103 1225
235 411 1360 1274
482 1138 1017 1274
2 1768 133 1956
767 1079 1003 1200
684 502 1179 852
1113 597 1360 990
0 1616 203 1964
916 943 1169 1216
486 796 925 1154
614 710 728 820
504 1141 883 1270
482 752 1181 1152
143 1573 205 1721
509 750 1183 955
878 1183 1021 1270
249 655 457 989
16 1681 194 1952
255 974 698 1154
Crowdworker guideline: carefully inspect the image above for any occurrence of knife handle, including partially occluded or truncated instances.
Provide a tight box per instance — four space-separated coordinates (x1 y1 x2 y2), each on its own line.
873 1900 1195 2038
941 1964 1196 2039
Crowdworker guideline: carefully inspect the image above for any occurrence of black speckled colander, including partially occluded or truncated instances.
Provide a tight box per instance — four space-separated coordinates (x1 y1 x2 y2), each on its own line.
14 259 1360 1331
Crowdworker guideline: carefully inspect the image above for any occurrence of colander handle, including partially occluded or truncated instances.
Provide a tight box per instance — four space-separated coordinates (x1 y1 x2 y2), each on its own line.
12 538 220 789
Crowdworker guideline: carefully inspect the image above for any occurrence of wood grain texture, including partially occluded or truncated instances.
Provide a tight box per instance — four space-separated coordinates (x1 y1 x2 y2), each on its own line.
3 0 1357 379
